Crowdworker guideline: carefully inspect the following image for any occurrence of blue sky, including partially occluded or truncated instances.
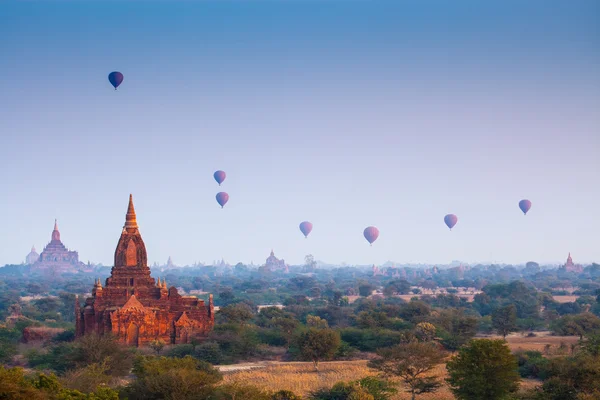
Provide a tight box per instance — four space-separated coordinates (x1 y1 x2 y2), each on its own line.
1 0 599 266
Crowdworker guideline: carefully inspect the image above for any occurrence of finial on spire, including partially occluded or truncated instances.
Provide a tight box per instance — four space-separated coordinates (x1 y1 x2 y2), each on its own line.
124 194 138 230
157 277 161 287
51 219 61 242
162 278 167 288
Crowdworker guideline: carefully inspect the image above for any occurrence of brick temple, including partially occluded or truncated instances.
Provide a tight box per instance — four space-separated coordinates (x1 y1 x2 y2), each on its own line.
31 220 86 272
75 195 214 346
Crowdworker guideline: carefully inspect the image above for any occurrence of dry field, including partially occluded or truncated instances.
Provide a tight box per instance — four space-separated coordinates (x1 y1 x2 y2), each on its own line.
222 360 540 399
476 332 580 353
552 295 580 303
395 294 476 303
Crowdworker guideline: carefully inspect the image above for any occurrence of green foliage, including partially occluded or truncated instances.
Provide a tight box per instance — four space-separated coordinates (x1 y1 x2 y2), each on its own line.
210 383 272 400
353 377 397 400
217 303 255 324
414 322 436 342
369 342 446 399
124 355 222 400
433 309 478 351
272 389 303 400
446 339 520 400
295 328 341 370
306 315 329 329
579 332 600 357
0 326 19 363
0 366 120 400
210 324 260 363
543 353 600 396
492 304 518 339
194 341 223 364
398 301 431 323
167 344 195 358
334 341 358 359
59 360 113 394
310 378 395 400
340 328 409 352
514 350 550 379
26 334 134 377
149 339 166 355
551 313 600 339
383 280 411 296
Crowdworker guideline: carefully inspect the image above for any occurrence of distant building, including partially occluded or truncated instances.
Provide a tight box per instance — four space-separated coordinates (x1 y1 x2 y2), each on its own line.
25 246 39 265
561 252 583 273
261 249 289 273
32 220 86 273
166 256 175 269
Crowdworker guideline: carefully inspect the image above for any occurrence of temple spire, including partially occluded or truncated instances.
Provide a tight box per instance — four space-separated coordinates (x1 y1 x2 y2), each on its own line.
124 194 138 231
51 219 61 242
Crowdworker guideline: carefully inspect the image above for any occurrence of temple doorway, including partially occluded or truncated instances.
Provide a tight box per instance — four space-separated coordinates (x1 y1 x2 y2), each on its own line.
180 329 188 344
127 324 139 346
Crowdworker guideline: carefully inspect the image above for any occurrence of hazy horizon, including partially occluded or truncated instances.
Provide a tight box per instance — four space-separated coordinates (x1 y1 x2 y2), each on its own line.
1 0 599 267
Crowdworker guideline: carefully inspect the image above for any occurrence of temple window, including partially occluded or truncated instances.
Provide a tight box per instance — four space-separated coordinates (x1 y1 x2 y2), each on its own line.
130 278 134 286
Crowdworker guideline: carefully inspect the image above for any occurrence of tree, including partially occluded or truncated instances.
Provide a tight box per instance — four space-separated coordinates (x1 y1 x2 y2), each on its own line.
434 309 478 351
124 355 222 400
307 315 329 329
149 338 166 355
296 328 341 371
358 282 375 297
305 254 317 271
551 313 600 339
217 303 255 325
368 342 446 400
383 280 411 296
272 390 303 400
211 382 271 400
72 333 134 377
446 339 520 400
492 304 517 339
310 378 396 400
414 322 437 342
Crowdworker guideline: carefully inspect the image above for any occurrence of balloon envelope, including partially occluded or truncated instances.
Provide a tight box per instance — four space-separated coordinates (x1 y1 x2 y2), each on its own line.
444 214 458 230
216 192 229 208
299 221 313 238
363 226 379 244
108 71 124 90
214 170 226 186
519 199 532 215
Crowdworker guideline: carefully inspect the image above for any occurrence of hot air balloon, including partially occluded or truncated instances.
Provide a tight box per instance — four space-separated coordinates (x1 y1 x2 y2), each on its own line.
299 221 313 238
214 170 226 186
216 192 229 208
519 199 532 215
444 214 458 230
363 226 379 245
108 71 124 90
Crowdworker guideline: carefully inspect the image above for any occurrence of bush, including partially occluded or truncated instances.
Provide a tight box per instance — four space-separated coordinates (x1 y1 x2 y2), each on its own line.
515 350 550 379
194 341 223 365
340 328 408 352
334 341 358 359
167 344 195 358
124 355 222 400
52 329 75 343
258 327 288 347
